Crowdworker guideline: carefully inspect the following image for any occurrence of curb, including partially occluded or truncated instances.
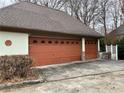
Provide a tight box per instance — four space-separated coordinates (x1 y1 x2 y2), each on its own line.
0 78 45 90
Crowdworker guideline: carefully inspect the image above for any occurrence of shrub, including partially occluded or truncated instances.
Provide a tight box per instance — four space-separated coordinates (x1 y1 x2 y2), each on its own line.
100 38 105 52
0 55 32 81
118 38 124 60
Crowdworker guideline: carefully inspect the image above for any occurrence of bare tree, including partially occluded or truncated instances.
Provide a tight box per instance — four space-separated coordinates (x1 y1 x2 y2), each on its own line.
62 0 82 20
63 0 100 29
119 0 124 24
80 0 100 27
15 0 67 10
97 0 110 44
39 0 68 10
110 0 120 29
119 0 124 13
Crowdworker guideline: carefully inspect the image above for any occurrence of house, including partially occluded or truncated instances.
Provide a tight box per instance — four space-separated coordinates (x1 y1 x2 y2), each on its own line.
108 24 124 44
0 2 102 66
108 24 124 60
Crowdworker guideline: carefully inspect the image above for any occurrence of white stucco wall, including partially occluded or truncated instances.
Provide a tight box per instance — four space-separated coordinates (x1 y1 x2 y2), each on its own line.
0 31 29 56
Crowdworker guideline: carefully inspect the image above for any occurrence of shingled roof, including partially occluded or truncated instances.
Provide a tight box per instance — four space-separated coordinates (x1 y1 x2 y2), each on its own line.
108 24 124 36
0 2 102 37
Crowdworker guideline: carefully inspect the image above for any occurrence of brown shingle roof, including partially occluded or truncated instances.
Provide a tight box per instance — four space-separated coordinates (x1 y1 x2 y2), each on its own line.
0 2 102 37
108 24 124 36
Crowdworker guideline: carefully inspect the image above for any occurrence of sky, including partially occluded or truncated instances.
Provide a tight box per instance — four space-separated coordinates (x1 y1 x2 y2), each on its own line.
0 0 14 8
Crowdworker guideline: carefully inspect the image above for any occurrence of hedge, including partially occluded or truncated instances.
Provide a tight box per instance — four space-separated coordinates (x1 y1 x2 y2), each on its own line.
118 38 124 60
0 55 33 81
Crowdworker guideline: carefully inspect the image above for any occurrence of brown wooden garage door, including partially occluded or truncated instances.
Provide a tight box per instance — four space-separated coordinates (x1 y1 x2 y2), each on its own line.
85 39 97 60
29 37 81 66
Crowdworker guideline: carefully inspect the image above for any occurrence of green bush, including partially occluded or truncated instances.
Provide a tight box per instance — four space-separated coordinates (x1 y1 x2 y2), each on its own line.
0 55 32 81
118 38 124 60
100 38 105 52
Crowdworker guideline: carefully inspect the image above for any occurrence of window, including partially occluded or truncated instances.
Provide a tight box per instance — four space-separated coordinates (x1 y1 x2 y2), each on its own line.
76 42 79 44
48 41 52 44
66 41 69 44
33 40 38 43
71 42 74 44
5 40 12 46
41 41 45 43
61 41 64 44
55 41 59 44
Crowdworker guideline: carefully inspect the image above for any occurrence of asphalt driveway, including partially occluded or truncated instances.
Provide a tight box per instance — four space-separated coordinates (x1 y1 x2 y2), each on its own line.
41 60 124 81
1 60 124 93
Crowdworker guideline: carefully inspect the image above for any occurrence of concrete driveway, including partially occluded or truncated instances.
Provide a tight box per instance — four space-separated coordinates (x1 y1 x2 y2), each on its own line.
1 60 124 93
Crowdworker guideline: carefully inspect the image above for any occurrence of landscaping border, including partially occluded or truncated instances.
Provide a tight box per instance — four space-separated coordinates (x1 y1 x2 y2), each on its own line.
0 78 45 90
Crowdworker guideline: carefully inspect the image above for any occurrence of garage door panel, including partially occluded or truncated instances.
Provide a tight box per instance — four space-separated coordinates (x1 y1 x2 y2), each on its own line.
30 52 80 58
30 48 80 58
32 56 80 66
30 37 81 66
85 39 97 60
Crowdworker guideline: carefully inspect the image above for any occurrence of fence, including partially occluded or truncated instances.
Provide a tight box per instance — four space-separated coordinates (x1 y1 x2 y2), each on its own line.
106 45 118 60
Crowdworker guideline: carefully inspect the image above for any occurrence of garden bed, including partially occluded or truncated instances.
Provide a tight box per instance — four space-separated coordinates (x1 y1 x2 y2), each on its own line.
0 55 45 89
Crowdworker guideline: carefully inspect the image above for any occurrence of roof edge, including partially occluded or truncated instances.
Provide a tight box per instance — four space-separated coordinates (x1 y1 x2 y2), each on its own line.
0 25 103 38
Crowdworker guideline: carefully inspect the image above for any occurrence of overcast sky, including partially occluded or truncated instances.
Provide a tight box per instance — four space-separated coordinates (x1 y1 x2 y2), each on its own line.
0 0 14 8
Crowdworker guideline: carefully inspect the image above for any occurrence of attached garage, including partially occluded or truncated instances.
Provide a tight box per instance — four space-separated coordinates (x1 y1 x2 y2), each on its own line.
29 37 81 66
0 2 102 67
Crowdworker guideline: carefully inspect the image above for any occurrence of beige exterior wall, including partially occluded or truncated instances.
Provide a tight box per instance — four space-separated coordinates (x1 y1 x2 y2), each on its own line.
0 31 29 56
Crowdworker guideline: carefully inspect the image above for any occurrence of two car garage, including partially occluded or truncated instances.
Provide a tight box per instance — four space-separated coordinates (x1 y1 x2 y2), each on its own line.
29 37 98 66
0 2 102 67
